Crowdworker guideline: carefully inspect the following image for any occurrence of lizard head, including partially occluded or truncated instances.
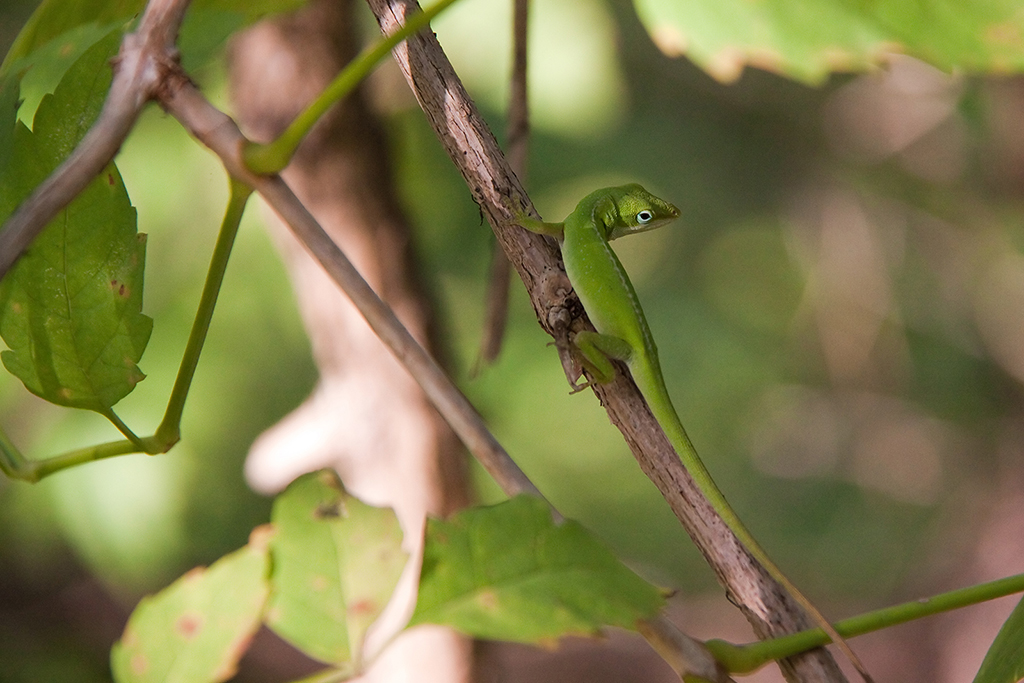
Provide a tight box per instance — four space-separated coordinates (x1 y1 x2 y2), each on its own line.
606 183 680 240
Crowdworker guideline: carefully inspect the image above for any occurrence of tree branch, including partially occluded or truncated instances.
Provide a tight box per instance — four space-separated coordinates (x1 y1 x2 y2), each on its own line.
361 0 847 680
154 61 549 512
160 68 733 679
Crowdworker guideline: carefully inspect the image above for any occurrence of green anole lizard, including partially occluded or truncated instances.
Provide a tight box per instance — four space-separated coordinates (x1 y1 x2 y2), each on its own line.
519 184 871 681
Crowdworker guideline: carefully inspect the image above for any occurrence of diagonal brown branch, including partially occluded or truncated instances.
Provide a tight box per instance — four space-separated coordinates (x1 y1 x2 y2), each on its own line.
153 58 549 513
159 43 732 681
361 0 847 680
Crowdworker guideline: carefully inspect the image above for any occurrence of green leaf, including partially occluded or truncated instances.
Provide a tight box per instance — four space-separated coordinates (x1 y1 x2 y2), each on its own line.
410 495 666 643
110 529 272 683
266 470 408 668
974 595 1024 683
0 30 153 412
177 0 313 73
0 0 142 73
3 21 128 126
29 30 120 158
632 0 1024 85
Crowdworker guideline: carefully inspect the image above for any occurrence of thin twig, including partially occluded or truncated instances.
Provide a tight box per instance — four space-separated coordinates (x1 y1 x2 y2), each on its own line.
475 0 529 367
155 63 744 681
155 65 550 510
507 0 530 176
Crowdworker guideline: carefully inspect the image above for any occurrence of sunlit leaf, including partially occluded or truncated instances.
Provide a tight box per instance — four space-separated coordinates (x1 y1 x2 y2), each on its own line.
0 31 152 412
266 470 407 667
410 495 666 643
974 595 1024 683
110 528 271 683
633 0 1024 85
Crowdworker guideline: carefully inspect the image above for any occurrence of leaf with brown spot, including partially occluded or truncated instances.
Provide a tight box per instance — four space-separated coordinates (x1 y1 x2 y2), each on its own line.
0 31 152 412
265 470 407 670
110 531 270 683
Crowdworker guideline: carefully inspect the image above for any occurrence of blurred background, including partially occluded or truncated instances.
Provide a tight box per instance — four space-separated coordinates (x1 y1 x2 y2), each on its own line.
3 0 1024 680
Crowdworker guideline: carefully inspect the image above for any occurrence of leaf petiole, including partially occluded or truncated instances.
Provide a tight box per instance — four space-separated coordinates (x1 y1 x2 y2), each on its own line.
0 424 140 483
101 407 146 449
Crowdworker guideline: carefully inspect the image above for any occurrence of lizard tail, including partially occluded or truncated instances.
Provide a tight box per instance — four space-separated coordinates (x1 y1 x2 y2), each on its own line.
629 358 873 682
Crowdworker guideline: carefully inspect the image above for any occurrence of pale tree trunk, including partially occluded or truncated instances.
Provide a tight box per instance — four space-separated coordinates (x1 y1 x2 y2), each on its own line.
227 1 473 680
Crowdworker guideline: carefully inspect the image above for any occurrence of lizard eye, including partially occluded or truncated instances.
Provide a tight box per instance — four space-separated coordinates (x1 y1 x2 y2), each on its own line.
636 210 654 224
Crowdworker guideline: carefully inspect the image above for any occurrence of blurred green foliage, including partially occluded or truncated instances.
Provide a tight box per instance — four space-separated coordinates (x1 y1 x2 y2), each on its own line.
2 0 1024 680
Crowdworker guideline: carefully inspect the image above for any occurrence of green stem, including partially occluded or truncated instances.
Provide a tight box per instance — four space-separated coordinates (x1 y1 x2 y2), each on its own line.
0 425 139 483
29 439 141 481
153 179 252 448
707 572 1024 674
102 407 145 448
243 0 461 174
0 180 251 482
